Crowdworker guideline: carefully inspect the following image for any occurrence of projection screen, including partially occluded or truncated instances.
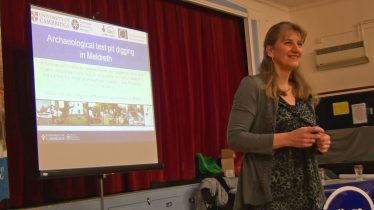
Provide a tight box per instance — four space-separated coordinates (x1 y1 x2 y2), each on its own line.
30 5 161 178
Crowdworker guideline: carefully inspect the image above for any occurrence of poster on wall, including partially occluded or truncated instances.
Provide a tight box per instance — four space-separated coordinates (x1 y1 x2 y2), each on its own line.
352 103 368 124
0 27 10 201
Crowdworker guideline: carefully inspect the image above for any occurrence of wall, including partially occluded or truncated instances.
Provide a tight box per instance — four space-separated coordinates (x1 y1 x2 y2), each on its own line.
239 0 374 94
290 0 374 93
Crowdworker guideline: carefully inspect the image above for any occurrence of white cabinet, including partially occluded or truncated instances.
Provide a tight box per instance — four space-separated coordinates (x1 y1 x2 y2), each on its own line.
18 183 199 210
108 196 183 210
105 183 198 210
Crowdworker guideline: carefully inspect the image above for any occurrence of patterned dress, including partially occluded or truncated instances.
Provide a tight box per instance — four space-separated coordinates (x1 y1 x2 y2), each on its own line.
257 97 325 210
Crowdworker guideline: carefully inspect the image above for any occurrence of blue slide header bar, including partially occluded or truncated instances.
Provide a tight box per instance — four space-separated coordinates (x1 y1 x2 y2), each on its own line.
32 24 150 71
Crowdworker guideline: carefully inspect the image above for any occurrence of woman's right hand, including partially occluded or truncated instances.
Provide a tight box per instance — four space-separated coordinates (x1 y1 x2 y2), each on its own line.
273 126 324 149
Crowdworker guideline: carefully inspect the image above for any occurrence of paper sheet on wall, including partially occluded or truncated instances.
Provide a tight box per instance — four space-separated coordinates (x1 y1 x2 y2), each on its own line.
332 101 350 116
351 103 368 124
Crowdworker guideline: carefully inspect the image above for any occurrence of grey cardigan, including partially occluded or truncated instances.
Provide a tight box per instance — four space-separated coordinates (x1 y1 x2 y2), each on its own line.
227 75 316 209
227 75 276 209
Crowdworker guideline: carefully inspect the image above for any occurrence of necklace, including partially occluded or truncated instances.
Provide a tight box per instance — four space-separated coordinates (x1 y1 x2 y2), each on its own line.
278 87 291 96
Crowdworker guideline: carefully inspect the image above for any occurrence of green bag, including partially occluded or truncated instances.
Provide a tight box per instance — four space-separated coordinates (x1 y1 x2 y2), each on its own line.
196 153 222 174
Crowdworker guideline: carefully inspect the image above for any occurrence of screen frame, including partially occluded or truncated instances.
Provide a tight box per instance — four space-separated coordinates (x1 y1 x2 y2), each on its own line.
29 4 163 179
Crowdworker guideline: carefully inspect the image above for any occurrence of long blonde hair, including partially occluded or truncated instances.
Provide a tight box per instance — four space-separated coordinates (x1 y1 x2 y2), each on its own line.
259 21 314 101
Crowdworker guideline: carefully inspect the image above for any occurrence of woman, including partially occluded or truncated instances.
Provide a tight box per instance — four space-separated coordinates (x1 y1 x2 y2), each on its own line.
227 21 331 210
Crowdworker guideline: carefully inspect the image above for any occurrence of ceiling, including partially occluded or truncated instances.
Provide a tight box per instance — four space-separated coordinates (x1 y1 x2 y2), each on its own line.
261 0 325 9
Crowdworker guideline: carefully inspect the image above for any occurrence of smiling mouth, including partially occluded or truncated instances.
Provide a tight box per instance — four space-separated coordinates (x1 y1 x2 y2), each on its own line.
288 55 300 59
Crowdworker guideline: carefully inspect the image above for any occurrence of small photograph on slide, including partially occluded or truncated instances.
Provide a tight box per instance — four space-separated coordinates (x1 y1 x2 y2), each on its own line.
88 102 104 125
59 101 88 125
128 104 145 126
118 104 130 125
36 100 52 125
50 100 63 124
102 103 127 125
144 105 154 126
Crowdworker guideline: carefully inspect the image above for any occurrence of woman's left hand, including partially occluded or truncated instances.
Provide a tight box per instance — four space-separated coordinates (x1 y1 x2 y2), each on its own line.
316 132 331 153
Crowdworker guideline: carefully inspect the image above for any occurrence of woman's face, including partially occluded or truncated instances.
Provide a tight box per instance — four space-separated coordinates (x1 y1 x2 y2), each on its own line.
266 30 303 72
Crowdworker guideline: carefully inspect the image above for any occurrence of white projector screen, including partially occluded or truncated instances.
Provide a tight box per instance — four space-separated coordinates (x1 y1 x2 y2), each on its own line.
30 5 161 178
